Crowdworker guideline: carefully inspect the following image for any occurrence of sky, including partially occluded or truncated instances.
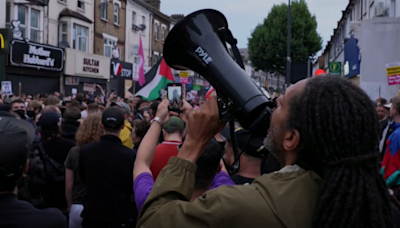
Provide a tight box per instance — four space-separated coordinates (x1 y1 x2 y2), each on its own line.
161 0 349 52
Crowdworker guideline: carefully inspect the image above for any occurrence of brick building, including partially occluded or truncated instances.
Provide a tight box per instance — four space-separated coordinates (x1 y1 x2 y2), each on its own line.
143 0 171 65
94 0 127 60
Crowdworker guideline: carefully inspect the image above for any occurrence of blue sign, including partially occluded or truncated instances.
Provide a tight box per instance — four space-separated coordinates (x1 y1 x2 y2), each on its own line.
344 35 361 78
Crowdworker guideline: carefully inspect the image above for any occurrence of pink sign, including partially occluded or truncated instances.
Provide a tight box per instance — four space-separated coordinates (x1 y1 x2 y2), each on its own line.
180 77 190 84
388 74 400 86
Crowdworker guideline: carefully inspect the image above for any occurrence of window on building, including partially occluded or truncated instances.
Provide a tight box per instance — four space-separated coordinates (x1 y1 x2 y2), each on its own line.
104 38 117 58
134 54 138 64
6 3 10 28
154 23 159 40
30 9 40 42
18 6 41 42
73 24 88 52
58 22 68 43
142 16 145 24
132 11 137 25
100 0 107 20
18 6 27 39
161 26 165 41
114 3 119 24
77 0 85 11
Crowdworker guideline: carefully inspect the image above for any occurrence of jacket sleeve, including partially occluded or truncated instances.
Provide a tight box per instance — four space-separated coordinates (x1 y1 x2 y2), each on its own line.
137 157 221 228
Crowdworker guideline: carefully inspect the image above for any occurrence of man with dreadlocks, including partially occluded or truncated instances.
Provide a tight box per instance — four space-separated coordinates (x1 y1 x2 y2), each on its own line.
136 76 396 228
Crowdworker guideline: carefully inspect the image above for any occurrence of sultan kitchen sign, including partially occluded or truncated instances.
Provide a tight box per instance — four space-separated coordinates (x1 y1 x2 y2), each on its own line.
10 40 64 71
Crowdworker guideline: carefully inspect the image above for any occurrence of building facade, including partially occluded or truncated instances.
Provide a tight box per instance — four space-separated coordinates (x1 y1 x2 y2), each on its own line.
48 0 94 53
317 0 399 99
125 0 151 67
4 0 66 95
143 0 170 66
94 0 126 60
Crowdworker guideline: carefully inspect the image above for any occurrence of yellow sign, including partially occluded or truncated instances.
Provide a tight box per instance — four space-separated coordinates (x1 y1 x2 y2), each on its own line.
0 29 9 54
179 71 189 77
387 65 400 76
0 34 4 49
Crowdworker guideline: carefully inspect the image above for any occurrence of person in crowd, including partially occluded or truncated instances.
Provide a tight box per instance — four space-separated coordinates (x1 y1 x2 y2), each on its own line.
0 115 67 228
30 112 76 212
134 100 233 211
11 99 27 119
382 97 400 196
87 103 101 115
149 116 185 180
149 100 160 120
380 102 394 162
61 108 81 141
65 113 103 228
137 76 396 228
44 95 61 107
0 103 11 112
79 107 137 228
42 105 62 115
134 99 149 120
75 93 84 108
110 101 134 149
131 119 149 153
222 127 267 185
27 100 43 126
377 103 390 134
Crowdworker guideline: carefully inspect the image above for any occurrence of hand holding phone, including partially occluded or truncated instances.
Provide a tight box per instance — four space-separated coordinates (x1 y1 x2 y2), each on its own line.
167 83 183 113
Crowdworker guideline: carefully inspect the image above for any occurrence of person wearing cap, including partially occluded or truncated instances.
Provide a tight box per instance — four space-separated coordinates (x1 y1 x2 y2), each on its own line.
149 116 185 180
380 102 395 161
222 127 267 185
110 101 134 149
0 116 67 228
79 107 137 227
30 112 76 211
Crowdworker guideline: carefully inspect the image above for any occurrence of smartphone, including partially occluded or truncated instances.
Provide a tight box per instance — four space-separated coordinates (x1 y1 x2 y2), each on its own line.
167 83 183 112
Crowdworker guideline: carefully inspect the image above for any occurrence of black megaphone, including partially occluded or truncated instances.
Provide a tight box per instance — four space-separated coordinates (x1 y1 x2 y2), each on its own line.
163 9 271 135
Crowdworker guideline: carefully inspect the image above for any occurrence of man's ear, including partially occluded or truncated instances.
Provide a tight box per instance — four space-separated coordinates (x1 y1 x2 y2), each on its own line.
282 129 300 151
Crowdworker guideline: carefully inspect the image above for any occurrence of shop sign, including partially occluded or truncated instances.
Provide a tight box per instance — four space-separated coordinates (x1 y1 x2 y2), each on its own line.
10 40 64 71
111 59 133 79
0 29 10 54
69 49 109 79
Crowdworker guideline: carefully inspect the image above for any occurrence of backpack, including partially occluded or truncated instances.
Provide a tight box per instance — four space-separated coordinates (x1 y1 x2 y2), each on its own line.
27 143 65 207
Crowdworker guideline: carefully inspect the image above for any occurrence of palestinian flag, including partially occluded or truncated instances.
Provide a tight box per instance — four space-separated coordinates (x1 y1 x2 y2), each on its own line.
134 58 174 100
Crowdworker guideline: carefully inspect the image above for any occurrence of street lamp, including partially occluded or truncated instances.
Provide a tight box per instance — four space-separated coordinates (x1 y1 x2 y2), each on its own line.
286 0 291 89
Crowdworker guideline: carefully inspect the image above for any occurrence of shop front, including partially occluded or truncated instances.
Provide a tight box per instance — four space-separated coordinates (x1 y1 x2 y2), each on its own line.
64 48 110 96
6 39 64 95
110 59 133 98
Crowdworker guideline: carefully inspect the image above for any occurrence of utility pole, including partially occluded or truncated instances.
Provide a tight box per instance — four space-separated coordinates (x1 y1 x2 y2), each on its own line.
286 0 291 89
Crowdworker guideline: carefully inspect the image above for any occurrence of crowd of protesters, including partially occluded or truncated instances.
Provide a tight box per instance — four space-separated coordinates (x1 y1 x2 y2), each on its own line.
3 76 400 227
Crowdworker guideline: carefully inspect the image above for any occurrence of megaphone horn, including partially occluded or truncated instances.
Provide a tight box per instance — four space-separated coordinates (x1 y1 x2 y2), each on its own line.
163 9 271 134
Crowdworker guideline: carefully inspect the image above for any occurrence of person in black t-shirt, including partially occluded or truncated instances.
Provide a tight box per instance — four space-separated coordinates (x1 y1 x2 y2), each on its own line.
221 127 268 185
0 116 66 228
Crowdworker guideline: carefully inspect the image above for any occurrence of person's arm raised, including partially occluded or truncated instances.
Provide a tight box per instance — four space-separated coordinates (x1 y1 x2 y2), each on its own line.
133 99 171 179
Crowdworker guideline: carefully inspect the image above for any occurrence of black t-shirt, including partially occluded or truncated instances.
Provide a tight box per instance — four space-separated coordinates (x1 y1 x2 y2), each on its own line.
65 146 85 205
231 175 255 185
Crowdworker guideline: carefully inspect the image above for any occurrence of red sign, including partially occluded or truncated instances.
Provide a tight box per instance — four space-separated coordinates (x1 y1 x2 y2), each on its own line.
180 77 190 84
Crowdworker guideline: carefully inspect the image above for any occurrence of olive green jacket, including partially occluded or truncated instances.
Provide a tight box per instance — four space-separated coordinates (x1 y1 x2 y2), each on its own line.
137 157 321 228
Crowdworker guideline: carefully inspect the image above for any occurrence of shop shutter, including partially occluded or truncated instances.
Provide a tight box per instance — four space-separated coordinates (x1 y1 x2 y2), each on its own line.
8 74 60 96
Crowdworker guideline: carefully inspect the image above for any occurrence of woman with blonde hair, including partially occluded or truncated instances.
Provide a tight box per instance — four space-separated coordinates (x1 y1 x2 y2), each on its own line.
64 113 103 228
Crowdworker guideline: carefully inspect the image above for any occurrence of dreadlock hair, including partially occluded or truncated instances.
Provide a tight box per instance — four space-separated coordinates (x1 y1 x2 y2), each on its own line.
287 76 393 228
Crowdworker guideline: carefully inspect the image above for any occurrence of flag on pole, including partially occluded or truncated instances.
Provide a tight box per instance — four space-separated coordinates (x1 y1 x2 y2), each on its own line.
138 36 146 86
134 58 174 100
205 86 215 100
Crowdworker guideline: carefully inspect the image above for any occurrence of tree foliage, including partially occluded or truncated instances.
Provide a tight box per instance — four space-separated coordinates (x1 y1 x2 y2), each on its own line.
248 0 322 75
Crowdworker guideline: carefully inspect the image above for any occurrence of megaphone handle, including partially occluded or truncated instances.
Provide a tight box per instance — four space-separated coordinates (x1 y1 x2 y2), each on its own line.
220 29 245 70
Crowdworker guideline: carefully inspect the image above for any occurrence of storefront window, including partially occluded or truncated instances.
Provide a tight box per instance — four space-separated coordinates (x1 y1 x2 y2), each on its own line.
73 24 88 52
